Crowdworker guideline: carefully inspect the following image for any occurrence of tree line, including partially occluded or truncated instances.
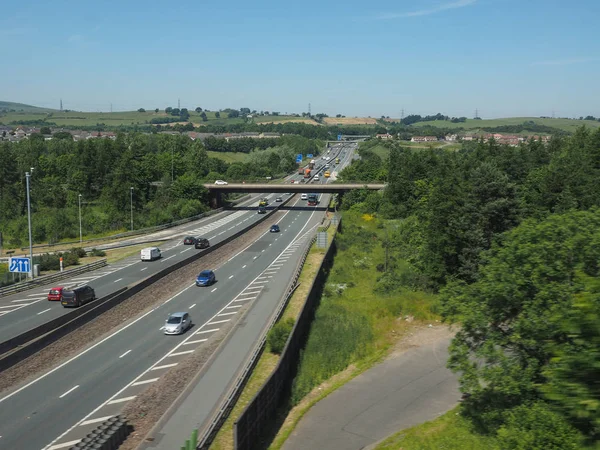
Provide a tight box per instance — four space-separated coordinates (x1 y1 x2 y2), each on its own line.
0 133 320 248
339 127 600 448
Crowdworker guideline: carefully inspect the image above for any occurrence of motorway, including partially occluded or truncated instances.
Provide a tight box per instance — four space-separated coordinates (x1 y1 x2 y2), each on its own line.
0 143 356 450
0 143 350 344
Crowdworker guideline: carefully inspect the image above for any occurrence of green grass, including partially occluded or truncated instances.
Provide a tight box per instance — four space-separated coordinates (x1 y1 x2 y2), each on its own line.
413 117 600 133
375 407 501 450
0 101 57 113
206 151 251 163
290 211 438 404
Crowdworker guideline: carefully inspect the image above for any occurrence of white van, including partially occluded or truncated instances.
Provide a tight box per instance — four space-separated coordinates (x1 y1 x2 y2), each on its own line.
141 247 161 261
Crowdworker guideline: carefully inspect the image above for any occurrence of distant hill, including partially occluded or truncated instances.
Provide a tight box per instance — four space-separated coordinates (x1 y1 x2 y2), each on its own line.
0 101 57 113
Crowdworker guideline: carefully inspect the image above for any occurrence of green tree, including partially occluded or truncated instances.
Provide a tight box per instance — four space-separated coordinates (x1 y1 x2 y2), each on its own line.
154 108 159 113
215 112 221 119
40 126 51 135
137 108 146 113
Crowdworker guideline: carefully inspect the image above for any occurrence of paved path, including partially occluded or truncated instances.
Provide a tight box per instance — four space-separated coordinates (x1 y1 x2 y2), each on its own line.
283 327 460 450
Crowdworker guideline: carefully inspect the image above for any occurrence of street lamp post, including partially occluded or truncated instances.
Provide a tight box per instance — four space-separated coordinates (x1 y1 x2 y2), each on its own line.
78 194 83 243
130 187 134 231
25 171 34 279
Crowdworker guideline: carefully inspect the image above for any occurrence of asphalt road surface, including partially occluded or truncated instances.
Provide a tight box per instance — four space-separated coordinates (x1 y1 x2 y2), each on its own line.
0 143 356 450
282 333 460 450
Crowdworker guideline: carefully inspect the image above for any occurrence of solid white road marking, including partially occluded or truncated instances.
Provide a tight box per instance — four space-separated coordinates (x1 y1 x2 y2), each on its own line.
211 288 217 292
209 319 231 325
131 378 159 386
140 267 148 271
47 439 82 450
198 328 220 334
189 303 196 309
79 416 114 426
106 396 137 405
12 298 39 302
113 278 123 283
184 339 208 345
161 255 175 262
59 385 79 399
151 363 178 371
218 311 237 317
119 350 132 358
168 350 194 357
37 308 52 315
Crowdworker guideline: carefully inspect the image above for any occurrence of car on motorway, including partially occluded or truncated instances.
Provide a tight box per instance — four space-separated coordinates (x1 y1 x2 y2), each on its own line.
164 312 192 335
314 175 320 181
183 236 197 245
301 193 308 200
258 206 267 214
196 270 216 286
270 224 280 233
141 246 161 261
214 180 228 185
259 198 268 207
194 238 210 249
61 285 96 308
47 286 64 301
275 196 283 202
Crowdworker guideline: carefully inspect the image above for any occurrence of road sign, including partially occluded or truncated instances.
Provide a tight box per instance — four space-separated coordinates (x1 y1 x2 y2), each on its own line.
9 257 30 273
337 134 342 141
296 154 303 163
307 154 313 158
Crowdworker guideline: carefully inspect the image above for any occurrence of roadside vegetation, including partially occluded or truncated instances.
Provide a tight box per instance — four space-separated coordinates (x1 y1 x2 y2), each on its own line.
328 127 600 448
0 133 320 249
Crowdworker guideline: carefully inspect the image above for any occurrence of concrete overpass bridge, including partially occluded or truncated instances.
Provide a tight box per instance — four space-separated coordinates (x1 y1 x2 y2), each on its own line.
204 183 386 207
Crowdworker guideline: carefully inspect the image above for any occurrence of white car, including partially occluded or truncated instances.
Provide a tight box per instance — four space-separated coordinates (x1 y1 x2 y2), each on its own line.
214 180 228 185
301 193 308 200
314 175 320 181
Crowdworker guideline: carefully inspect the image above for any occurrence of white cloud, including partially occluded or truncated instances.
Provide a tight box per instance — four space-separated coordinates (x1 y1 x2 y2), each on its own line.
376 0 477 19
531 57 598 66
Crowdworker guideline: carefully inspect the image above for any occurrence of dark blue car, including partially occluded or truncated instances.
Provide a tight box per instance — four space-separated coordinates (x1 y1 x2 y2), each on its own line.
270 224 280 233
196 270 216 286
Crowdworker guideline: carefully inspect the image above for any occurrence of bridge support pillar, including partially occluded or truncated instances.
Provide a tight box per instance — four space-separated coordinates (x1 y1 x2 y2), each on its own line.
209 191 224 209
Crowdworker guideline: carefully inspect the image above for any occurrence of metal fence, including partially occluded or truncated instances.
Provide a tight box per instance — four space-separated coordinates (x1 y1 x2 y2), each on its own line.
0 259 107 298
233 219 341 450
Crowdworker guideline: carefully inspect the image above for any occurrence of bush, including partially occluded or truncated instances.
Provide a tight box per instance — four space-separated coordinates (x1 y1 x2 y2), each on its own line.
496 402 582 450
70 247 87 258
267 318 295 355
89 248 106 257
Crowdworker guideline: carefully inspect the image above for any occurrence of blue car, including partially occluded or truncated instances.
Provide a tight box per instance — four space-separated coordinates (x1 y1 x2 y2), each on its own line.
270 224 280 233
196 270 216 286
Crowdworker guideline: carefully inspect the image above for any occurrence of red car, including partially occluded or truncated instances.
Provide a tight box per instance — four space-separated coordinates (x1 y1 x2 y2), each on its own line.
48 286 64 301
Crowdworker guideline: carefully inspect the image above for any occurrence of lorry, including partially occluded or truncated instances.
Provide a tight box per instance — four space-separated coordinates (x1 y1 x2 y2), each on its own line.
298 165 305 175
307 193 319 206
304 168 312 178
308 159 316 169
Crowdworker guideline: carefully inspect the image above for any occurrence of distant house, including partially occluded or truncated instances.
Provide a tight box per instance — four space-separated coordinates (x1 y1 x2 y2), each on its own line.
461 135 477 141
445 134 458 141
411 136 438 142
376 133 393 140
259 132 280 138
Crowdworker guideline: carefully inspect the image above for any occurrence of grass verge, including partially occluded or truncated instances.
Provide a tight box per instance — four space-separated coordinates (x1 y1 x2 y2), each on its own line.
374 406 500 450
209 219 335 449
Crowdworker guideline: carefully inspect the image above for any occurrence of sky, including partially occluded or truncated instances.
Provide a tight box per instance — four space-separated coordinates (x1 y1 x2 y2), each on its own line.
2 0 599 118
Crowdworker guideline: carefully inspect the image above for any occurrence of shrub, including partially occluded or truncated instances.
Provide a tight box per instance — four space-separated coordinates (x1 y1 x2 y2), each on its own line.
496 402 582 450
89 248 106 257
267 318 295 355
70 247 87 258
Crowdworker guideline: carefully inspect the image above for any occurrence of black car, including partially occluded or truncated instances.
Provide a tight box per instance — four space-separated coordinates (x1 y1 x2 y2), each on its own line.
258 206 267 214
61 285 96 308
270 224 280 233
195 238 210 249
183 236 197 245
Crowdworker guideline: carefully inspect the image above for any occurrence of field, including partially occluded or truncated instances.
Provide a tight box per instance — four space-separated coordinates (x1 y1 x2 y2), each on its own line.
413 117 600 133
206 151 251 164
0 103 321 128
323 117 378 125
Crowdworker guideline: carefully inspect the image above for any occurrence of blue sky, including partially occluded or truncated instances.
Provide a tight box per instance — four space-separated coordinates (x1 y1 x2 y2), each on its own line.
2 0 598 118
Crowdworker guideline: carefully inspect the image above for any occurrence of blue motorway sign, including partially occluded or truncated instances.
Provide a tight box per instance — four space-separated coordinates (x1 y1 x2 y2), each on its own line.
307 154 313 158
337 134 342 141
296 154 303 163
9 257 30 273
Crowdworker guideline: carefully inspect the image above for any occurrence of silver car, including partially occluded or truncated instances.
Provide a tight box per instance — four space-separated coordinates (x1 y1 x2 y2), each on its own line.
164 312 192 335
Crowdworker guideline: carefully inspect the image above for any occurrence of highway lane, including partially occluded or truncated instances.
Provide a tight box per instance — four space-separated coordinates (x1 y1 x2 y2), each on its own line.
0 143 352 344
0 193 327 450
0 192 289 343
